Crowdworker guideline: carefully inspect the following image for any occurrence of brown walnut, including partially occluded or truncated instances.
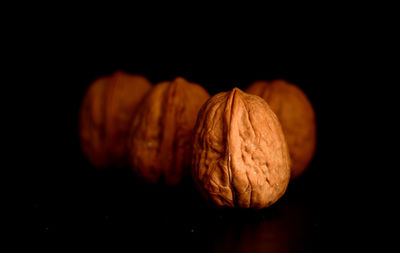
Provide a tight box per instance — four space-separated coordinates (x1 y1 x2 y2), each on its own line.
246 80 316 179
128 77 210 185
192 88 290 209
79 71 152 168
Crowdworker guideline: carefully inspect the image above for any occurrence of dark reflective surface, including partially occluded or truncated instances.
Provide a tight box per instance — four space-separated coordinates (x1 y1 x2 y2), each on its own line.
26 158 325 252
208 201 311 252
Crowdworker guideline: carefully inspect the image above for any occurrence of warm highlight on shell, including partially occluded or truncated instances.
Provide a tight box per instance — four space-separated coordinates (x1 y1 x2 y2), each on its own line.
192 88 290 209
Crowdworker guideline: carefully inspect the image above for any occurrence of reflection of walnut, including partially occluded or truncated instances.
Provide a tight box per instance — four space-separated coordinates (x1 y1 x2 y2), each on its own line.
128 77 210 185
79 71 152 168
192 88 290 209
246 80 316 179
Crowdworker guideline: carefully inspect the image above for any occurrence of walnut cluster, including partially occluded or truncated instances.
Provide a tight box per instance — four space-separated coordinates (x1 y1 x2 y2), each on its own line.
79 72 316 209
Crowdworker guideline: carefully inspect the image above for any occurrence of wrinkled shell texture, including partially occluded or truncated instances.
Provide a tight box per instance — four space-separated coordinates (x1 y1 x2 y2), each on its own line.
128 77 210 185
79 71 152 168
192 88 290 209
246 80 316 179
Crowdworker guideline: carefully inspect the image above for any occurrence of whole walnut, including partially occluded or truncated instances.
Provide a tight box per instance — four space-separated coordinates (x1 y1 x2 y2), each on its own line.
79 71 152 168
192 88 290 209
246 79 316 179
128 77 210 185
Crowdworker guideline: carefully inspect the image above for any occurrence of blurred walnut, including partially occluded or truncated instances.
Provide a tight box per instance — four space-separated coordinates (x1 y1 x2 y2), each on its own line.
128 77 210 185
79 71 152 168
246 80 316 179
192 88 290 209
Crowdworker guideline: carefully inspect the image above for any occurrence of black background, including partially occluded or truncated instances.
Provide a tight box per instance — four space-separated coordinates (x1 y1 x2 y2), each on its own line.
19 33 392 251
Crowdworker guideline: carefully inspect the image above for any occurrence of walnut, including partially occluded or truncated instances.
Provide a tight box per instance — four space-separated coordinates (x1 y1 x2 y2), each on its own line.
79 71 152 168
128 77 210 185
192 88 290 209
246 80 316 179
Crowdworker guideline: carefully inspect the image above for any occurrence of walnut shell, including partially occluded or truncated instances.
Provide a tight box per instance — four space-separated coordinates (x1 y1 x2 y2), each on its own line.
192 88 290 209
246 80 316 179
128 77 210 185
79 71 152 168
